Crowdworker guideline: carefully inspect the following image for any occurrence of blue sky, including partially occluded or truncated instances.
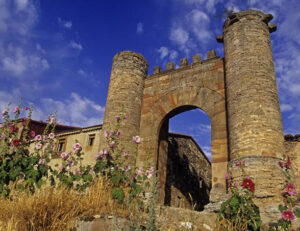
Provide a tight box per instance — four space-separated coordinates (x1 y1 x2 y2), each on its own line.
0 0 299 159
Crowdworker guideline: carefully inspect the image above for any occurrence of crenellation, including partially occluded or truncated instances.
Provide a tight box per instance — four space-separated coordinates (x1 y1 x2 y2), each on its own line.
154 65 162 74
206 50 216 59
269 24 277 33
179 57 189 67
192 54 201 64
166 61 175 71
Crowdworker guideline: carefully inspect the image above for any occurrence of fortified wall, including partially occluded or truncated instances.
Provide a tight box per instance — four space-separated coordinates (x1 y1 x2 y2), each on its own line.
98 9 300 226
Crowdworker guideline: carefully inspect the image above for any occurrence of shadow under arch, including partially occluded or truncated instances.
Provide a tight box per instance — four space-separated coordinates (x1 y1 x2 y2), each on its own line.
157 105 212 211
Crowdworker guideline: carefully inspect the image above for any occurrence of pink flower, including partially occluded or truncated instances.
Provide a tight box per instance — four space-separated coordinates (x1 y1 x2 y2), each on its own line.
123 151 128 157
68 159 74 167
35 143 42 150
116 131 121 138
61 152 69 160
286 183 297 196
73 143 81 152
104 130 109 138
281 210 295 221
278 161 284 168
132 135 141 144
146 167 154 179
38 159 46 165
13 106 22 114
138 167 144 175
34 135 42 142
225 172 229 180
125 165 131 171
48 133 55 139
110 130 114 137
235 161 240 166
286 156 291 168
123 115 127 121
109 141 115 148
115 115 120 122
48 115 55 125
75 168 83 175
59 164 64 171
104 148 109 155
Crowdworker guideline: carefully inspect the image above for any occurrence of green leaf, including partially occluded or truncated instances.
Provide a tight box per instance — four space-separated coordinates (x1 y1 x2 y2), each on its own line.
111 188 125 204
294 208 300 218
278 204 287 212
229 196 239 207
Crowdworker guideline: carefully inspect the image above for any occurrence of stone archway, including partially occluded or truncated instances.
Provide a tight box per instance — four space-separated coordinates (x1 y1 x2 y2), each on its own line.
137 57 229 203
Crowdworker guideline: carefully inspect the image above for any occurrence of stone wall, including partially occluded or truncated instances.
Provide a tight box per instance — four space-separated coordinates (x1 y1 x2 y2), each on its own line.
165 133 211 211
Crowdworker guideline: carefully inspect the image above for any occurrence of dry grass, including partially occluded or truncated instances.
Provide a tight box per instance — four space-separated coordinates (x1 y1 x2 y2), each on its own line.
0 177 131 231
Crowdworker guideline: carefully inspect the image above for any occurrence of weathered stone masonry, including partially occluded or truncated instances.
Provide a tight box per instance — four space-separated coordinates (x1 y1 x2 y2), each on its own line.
99 9 299 225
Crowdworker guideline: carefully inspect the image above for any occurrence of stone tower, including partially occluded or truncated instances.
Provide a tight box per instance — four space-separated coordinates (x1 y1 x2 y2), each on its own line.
220 9 285 220
99 51 148 156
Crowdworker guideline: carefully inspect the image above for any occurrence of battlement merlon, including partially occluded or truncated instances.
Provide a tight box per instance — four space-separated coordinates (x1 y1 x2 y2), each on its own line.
216 9 277 43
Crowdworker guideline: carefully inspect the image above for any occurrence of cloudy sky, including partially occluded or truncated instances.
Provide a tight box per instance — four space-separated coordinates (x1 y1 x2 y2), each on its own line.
0 0 299 159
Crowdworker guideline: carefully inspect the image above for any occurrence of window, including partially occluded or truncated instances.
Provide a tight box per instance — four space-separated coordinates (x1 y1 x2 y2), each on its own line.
88 134 95 146
58 138 66 152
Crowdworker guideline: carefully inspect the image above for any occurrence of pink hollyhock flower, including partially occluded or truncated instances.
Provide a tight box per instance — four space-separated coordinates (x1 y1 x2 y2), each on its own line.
116 131 121 138
48 115 55 125
286 183 297 196
73 143 81 152
48 133 55 139
2 108 8 116
146 168 153 179
38 159 46 165
104 130 109 138
286 156 291 168
278 161 284 168
115 115 120 122
68 159 74 167
235 161 240 166
34 135 42 142
125 165 131 171
61 152 69 160
25 106 29 110
225 172 229 180
104 148 109 155
138 167 144 175
59 164 64 171
133 135 141 144
75 168 83 175
110 130 114 137
123 151 128 157
35 143 42 150
281 210 295 221
13 106 22 114
109 141 115 148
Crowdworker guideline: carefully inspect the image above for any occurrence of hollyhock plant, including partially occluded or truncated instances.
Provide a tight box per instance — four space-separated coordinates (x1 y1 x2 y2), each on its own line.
286 183 297 196
282 210 295 221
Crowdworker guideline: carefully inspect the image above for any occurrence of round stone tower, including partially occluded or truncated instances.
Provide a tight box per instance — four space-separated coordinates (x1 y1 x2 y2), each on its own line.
222 10 285 221
99 51 148 157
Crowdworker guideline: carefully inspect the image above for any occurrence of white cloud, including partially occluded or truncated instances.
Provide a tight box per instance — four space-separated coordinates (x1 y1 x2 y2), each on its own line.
1 46 49 76
136 22 143 34
170 26 189 46
69 40 83 50
36 43 46 54
15 0 28 11
280 104 293 112
77 69 87 77
29 93 105 127
187 10 211 41
58 17 72 29
157 46 178 61
202 145 211 160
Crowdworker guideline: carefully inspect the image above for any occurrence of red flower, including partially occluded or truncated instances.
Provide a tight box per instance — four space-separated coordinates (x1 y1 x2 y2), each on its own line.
22 117 27 126
25 106 29 110
278 161 284 168
242 178 255 192
12 139 20 146
29 130 35 138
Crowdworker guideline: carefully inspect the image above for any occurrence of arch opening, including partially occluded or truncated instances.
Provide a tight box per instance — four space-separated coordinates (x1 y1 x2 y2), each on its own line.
157 106 212 211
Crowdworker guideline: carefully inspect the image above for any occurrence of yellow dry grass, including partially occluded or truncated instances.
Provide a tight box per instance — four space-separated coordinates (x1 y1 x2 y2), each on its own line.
0 177 130 231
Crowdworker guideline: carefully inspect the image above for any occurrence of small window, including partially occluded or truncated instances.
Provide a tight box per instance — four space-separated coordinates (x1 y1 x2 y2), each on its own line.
88 134 95 146
58 139 66 152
